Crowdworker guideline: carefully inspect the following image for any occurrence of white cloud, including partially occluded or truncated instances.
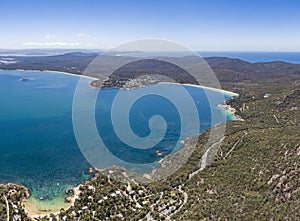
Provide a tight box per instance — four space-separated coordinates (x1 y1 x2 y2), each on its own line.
22 42 74 46
21 42 98 48
45 34 55 39
77 33 90 38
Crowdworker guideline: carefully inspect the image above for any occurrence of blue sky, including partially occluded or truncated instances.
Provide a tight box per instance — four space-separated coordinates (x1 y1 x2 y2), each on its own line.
0 0 300 51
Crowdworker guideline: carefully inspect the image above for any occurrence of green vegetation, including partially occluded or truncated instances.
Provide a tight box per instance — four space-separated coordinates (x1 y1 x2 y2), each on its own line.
0 184 30 221
172 80 299 220
0 55 299 220
37 78 300 220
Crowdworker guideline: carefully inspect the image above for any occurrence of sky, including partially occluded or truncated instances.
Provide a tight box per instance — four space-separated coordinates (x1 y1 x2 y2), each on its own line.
0 0 300 51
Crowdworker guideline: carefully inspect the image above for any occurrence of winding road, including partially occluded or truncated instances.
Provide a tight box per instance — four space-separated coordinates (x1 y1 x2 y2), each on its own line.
3 195 9 221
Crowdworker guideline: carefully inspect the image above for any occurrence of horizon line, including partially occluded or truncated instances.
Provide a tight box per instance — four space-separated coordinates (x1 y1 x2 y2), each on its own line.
1 48 300 53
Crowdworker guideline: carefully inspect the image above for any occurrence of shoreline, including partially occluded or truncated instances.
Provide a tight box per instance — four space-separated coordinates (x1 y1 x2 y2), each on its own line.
218 102 244 121
159 83 243 122
0 68 242 219
0 183 30 198
0 172 96 219
1 98 242 219
1 68 238 97
0 181 70 219
24 170 101 219
23 168 99 219
0 68 98 80
88 79 239 97
158 82 239 97
149 93 244 178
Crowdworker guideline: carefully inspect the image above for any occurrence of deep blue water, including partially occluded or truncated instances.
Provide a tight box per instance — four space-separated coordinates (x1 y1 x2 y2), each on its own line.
199 51 300 64
0 70 234 204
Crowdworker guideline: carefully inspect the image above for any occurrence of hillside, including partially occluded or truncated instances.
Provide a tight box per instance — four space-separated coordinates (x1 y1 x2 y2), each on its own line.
0 56 299 220
1 53 300 84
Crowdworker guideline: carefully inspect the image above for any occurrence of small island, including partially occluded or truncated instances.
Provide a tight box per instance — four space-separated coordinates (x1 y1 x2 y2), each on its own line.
20 78 32 81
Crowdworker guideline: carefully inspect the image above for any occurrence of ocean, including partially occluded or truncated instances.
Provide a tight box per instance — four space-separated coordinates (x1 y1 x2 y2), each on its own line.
118 51 300 64
199 51 300 64
0 70 234 211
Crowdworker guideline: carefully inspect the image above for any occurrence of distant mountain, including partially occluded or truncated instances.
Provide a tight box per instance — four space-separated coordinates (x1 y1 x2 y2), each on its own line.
0 52 98 74
0 49 101 57
0 52 299 84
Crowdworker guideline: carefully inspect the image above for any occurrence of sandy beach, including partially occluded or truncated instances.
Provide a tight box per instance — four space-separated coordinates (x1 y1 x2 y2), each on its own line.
1 69 98 80
218 102 244 121
0 69 242 219
158 82 239 97
24 171 100 219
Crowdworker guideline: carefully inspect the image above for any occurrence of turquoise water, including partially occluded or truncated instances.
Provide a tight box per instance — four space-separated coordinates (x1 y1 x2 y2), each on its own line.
0 70 92 202
0 70 234 205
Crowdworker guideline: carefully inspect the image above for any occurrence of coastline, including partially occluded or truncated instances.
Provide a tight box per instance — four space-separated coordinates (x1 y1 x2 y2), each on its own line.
0 100 242 220
88 79 239 98
166 81 243 121
149 92 243 178
218 102 244 121
0 182 71 219
0 68 243 219
0 183 30 198
157 82 239 97
1 68 238 97
22 169 99 219
0 68 98 80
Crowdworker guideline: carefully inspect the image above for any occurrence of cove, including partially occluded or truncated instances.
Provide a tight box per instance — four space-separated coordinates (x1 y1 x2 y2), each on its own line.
0 70 236 212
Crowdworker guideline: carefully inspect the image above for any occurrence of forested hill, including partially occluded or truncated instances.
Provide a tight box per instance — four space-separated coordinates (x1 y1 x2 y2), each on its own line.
0 52 299 220
1 53 299 84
